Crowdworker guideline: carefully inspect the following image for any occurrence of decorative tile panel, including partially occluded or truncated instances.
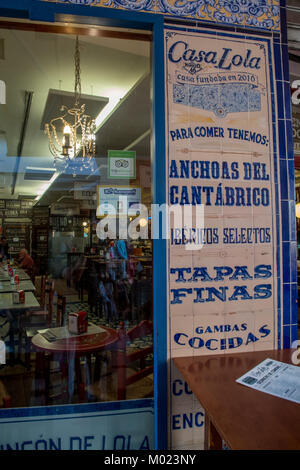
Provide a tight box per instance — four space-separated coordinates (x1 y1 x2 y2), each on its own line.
173 82 261 117
164 24 295 449
43 0 281 31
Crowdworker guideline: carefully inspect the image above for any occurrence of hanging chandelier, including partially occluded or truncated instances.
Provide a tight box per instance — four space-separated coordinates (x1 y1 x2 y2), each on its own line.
45 36 96 170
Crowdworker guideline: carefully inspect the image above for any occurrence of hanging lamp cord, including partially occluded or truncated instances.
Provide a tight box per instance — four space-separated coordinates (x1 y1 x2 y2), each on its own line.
74 36 81 106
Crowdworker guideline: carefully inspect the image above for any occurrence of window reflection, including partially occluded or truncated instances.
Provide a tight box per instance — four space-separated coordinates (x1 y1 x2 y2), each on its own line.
0 26 152 408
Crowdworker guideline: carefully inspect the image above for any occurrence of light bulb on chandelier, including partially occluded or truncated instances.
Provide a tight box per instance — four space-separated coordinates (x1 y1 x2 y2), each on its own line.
45 36 96 171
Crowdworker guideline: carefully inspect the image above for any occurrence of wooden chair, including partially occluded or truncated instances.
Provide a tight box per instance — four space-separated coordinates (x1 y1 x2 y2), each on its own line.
116 320 153 400
56 294 67 327
24 279 54 327
20 279 55 369
34 275 47 309
26 266 35 283
131 280 152 322
0 379 11 408
38 294 67 403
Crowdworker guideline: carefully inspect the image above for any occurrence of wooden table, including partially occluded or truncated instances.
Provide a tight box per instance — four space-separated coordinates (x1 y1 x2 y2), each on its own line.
32 324 119 354
0 280 35 293
31 324 119 404
173 349 300 450
0 268 30 281
0 291 40 364
0 291 39 310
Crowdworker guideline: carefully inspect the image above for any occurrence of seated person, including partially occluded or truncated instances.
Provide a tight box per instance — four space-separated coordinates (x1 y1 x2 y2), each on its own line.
16 248 34 272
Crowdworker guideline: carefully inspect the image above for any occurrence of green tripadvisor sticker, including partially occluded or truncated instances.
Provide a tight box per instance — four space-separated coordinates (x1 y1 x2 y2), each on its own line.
108 150 136 179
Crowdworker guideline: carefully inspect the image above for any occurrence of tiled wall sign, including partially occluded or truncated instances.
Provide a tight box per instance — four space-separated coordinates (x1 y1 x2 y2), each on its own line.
43 0 281 31
293 110 300 156
0 400 154 450
164 25 296 449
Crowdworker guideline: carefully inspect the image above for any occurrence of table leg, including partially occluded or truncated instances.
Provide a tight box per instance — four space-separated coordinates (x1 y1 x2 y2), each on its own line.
75 356 86 402
60 353 69 402
25 336 31 370
60 353 86 403
86 354 92 394
8 326 15 363
5 310 16 365
67 352 76 403
94 353 102 382
34 352 42 400
34 351 50 405
44 354 51 405
204 414 223 450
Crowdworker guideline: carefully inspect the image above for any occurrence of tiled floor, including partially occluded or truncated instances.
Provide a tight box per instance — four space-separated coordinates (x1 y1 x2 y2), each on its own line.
0 286 153 407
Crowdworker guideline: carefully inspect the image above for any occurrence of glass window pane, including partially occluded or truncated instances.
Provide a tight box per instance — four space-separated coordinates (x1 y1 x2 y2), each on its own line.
0 23 153 414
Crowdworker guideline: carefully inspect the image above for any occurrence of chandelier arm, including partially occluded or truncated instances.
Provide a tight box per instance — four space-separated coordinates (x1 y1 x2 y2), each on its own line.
49 138 65 158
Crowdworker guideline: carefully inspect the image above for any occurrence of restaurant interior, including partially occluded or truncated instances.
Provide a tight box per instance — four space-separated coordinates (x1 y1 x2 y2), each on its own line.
0 22 154 408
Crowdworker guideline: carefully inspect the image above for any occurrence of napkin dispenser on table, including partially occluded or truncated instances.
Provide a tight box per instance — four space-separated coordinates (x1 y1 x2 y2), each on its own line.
12 290 25 304
68 311 88 334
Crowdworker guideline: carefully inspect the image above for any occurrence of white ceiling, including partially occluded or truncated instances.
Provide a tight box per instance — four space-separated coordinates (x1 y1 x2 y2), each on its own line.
0 27 150 201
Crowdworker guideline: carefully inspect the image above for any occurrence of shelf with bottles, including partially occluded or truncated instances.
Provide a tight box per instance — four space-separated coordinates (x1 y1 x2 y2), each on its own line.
130 239 152 258
0 199 34 219
32 206 50 226
32 208 49 267
4 223 30 258
50 215 86 232
32 229 48 256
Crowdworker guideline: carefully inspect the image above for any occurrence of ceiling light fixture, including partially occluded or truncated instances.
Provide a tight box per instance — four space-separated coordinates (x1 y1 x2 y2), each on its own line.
45 36 96 171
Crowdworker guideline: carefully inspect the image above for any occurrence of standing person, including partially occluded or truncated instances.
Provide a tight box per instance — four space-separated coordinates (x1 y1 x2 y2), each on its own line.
115 238 128 279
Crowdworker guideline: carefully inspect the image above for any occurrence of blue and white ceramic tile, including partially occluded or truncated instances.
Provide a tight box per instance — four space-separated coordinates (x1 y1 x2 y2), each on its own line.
43 0 281 31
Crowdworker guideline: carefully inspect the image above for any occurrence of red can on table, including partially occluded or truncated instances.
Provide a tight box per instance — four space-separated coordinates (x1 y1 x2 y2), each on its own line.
19 290 25 303
14 275 19 286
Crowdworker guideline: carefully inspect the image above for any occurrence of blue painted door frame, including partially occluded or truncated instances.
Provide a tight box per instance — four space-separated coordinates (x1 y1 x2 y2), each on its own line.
0 0 167 450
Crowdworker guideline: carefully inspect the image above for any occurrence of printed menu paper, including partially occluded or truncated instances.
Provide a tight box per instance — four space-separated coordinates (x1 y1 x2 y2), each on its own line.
236 358 300 404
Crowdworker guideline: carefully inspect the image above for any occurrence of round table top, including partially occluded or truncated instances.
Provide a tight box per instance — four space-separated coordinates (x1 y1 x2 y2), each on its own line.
31 325 119 354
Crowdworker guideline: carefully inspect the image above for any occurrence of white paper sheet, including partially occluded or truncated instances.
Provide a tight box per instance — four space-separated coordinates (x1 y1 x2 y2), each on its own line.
236 358 300 404
38 323 106 342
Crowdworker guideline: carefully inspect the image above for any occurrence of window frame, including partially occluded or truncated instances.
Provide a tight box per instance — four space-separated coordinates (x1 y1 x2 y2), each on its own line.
0 0 167 451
